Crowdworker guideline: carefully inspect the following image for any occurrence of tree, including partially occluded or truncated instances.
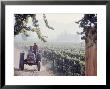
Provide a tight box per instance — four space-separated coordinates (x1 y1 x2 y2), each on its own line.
76 14 97 76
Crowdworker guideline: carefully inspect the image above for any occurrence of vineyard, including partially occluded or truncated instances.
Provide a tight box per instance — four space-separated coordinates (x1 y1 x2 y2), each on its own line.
41 44 85 76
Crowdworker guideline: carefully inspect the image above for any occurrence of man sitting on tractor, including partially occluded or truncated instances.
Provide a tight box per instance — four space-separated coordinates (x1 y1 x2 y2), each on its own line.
33 43 38 56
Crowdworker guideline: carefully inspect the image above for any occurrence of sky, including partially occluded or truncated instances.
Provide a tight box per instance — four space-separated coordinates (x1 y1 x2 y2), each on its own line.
14 13 84 43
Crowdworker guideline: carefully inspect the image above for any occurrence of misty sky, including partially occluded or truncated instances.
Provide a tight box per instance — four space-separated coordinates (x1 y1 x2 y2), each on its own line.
14 13 84 43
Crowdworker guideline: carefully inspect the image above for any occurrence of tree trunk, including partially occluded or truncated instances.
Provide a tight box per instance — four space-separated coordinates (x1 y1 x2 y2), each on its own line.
85 28 97 76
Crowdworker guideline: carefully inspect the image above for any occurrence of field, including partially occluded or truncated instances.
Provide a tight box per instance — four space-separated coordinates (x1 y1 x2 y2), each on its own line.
14 42 85 76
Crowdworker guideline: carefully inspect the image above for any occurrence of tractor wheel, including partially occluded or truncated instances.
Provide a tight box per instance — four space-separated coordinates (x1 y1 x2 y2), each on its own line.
19 52 25 70
37 61 41 71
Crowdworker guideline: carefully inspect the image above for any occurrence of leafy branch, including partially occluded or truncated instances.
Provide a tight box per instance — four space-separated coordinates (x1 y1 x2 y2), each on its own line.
43 14 55 30
14 14 47 42
75 14 97 43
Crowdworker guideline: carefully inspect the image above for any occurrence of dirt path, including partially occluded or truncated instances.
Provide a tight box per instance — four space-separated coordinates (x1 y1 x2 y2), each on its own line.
14 59 54 76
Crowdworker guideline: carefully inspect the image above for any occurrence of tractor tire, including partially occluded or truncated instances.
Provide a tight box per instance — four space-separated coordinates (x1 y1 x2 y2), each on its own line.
19 52 25 70
37 61 41 71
